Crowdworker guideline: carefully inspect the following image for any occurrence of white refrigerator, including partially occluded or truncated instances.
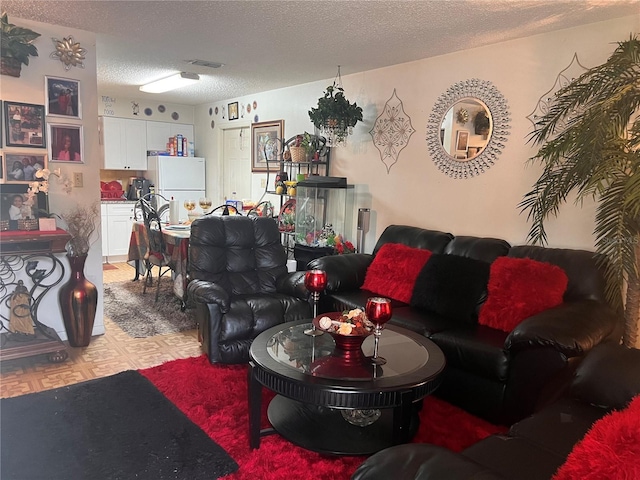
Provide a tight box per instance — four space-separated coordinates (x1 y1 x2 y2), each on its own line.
146 156 206 221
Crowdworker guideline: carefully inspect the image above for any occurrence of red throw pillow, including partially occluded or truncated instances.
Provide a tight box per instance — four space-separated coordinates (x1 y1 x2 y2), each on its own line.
361 243 432 303
478 256 568 332
552 395 640 480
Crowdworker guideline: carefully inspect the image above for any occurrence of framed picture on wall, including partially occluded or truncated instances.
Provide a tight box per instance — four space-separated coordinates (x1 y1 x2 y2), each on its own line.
0 100 3 148
0 154 3 182
45 76 82 119
251 120 284 172
455 130 469 152
3 101 46 148
3 152 48 183
48 123 83 163
228 102 239 121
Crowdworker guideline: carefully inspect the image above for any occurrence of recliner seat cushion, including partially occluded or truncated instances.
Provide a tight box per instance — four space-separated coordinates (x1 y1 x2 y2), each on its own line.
361 243 432 303
478 257 568 332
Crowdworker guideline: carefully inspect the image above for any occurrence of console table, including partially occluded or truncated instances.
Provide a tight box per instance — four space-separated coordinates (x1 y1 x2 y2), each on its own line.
0 229 71 363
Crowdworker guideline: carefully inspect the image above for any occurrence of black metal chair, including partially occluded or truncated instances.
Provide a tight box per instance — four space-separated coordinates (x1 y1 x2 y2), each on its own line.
206 204 242 216
137 197 175 303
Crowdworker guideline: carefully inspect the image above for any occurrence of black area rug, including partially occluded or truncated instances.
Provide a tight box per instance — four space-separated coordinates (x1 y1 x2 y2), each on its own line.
103 280 196 338
0 371 238 480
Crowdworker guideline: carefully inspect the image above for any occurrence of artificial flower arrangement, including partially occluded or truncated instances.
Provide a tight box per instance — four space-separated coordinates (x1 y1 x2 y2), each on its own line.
26 167 98 256
297 224 355 254
318 308 374 335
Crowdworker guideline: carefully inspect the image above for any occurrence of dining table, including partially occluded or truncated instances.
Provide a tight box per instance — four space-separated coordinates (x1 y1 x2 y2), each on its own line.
127 221 191 309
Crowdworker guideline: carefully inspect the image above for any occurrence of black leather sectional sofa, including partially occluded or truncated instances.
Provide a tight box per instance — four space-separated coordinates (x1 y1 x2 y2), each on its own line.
308 225 623 425
351 342 640 480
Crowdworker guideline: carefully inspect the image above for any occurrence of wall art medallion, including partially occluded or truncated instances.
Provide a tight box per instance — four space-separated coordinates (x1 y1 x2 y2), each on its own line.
369 89 415 173
526 53 588 131
50 36 86 70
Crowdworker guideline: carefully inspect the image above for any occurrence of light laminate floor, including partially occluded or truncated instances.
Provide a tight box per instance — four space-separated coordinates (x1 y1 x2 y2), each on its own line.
0 263 201 399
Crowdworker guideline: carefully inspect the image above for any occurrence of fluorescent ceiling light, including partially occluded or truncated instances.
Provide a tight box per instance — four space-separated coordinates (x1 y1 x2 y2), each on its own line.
139 72 200 93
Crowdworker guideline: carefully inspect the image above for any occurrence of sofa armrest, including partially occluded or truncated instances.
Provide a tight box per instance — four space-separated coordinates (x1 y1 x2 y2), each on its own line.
276 271 309 299
504 300 620 357
187 279 230 313
351 444 507 480
308 253 373 292
571 343 640 409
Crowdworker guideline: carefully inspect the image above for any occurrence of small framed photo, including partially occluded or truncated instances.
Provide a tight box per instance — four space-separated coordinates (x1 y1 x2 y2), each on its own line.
0 183 49 222
228 101 239 121
251 120 284 172
45 76 81 119
4 101 46 148
3 152 48 183
455 130 469 152
48 123 83 163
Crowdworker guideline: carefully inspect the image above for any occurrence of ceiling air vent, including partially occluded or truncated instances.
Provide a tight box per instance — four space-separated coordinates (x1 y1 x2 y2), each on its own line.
186 59 224 69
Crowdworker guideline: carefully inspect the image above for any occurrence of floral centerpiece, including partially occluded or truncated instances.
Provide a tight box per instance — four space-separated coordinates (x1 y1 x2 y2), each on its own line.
318 308 374 335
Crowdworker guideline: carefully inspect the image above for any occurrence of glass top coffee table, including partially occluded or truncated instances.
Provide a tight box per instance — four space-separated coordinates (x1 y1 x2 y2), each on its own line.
248 319 446 455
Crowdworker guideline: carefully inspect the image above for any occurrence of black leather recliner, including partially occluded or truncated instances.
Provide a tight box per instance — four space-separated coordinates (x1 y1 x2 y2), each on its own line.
187 215 312 364
308 225 623 424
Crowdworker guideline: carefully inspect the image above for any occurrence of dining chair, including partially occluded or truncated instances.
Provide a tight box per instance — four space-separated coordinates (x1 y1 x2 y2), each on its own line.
207 204 242 216
137 197 175 303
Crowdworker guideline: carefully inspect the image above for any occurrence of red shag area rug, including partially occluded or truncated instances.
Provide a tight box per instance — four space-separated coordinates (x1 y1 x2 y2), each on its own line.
141 355 505 480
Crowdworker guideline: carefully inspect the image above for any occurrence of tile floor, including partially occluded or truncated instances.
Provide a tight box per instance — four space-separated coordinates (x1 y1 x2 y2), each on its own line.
0 263 201 399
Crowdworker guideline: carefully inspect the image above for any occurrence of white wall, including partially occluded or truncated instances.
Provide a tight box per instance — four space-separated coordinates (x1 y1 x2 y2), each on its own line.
0 18 103 341
196 14 639 256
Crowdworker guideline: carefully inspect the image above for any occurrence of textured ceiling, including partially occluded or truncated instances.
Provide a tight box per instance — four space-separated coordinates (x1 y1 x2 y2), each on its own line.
3 0 639 105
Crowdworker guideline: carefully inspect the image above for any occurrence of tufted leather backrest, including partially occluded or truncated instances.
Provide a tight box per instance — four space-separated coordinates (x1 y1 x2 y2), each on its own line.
189 215 288 296
373 225 453 255
508 245 610 304
444 236 511 263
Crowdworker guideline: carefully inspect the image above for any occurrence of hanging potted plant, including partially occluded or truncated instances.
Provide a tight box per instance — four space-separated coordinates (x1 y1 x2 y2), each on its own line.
520 35 640 348
308 68 363 146
1 12 40 78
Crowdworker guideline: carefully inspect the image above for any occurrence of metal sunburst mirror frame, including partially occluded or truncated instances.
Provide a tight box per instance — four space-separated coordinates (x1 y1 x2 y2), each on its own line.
426 78 511 179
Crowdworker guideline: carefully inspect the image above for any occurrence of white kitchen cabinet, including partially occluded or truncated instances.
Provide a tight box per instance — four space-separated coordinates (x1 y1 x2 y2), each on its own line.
101 117 147 170
146 121 194 152
101 202 136 259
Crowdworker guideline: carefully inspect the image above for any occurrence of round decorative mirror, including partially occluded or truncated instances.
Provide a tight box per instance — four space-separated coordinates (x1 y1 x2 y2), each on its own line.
426 79 510 179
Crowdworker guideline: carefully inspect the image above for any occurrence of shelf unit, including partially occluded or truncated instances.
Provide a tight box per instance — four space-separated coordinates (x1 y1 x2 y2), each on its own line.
264 134 331 258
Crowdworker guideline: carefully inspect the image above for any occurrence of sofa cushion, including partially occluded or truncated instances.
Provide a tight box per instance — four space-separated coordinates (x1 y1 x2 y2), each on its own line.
410 254 490 323
389 306 456 337
508 397 607 459
361 243 432 303
478 257 568 332
552 395 640 480
430 326 510 382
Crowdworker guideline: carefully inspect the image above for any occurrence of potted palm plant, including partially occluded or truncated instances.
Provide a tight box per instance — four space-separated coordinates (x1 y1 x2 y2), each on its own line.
1 12 40 77
520 35 640 348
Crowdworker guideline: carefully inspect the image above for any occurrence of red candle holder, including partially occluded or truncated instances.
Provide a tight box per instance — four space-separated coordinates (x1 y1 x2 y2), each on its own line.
304 269 327 336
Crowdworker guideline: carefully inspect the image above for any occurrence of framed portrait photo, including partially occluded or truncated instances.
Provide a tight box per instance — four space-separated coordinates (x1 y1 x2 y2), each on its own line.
228 102 239 121
3 152 48 184
455 130 469 152
48 123 83 163
251 120 284 172
0 183 49 223
4 101 46 148
45 76 81 119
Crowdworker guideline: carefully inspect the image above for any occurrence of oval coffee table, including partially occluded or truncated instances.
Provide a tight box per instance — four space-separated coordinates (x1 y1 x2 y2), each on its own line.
248 319 446 455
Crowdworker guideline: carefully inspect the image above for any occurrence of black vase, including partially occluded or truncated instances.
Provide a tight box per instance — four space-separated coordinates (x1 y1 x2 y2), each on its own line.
59 254 97 347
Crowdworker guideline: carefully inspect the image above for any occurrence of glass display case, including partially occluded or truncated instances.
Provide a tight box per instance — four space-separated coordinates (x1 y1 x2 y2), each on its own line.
294 176 354 270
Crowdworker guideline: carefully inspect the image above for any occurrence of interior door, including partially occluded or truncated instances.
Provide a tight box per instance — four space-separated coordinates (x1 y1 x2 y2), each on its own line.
222 127 251 203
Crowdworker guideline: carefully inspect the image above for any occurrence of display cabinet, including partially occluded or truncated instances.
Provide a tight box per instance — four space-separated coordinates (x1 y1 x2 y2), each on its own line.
293 177 354 270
